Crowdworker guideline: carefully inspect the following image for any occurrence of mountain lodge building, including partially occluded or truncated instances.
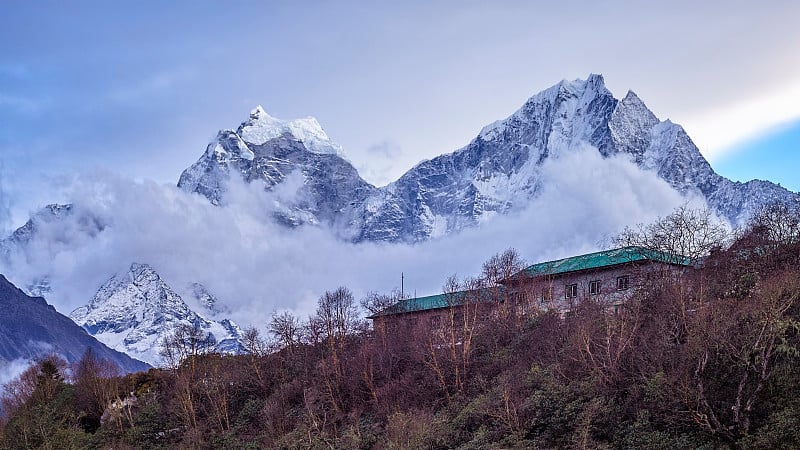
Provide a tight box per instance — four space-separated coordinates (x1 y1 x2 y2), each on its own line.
369 246 690 329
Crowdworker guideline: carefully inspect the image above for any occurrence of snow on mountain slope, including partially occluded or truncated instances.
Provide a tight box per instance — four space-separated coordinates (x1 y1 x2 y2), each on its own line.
356 75 617 241
178 108 376 239
69 263 244 366
239 105 345 156
354 74 797 241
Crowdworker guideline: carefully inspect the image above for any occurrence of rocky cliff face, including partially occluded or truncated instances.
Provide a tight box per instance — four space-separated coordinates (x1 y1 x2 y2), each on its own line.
69 263 244 366
178 75 799 242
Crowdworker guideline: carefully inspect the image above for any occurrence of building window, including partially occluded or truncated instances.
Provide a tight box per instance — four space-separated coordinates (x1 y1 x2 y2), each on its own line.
565 283 578 299
617 275 630 291
589 280 601 295
541 287 553 304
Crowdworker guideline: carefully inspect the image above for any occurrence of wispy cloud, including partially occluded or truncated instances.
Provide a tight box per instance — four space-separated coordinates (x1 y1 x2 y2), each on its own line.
366 140 403 158
358 140 404 186
0 358 33 388
682 80 800 162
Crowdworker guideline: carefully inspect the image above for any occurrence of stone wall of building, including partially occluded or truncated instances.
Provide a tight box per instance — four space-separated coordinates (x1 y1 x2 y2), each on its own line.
512 261 685 315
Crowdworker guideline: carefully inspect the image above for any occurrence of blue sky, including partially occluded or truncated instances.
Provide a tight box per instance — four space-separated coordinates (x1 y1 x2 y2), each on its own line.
715 121 800 192
1 0 799 229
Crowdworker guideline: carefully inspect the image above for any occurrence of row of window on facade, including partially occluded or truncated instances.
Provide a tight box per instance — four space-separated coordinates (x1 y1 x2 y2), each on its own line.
423 275 633 328
542 275 630 302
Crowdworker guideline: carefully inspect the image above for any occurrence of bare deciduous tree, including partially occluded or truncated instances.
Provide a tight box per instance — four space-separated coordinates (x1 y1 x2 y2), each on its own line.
360 288 405 316
687 270 800 439
482 248 527 320
72 348 120 432
159 322 215 431
361 289 405 347
482 248 526 286
745 201 800 246
241 326 269 389
614 204 730 264
316 287 361 343
159 322 216 370
269 311 302 354
308 287 362 412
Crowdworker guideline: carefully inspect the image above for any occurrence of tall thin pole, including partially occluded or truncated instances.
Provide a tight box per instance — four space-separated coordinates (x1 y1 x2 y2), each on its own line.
401 272 404 299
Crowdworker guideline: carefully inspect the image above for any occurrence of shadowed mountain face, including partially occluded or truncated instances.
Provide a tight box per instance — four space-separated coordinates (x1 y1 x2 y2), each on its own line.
0 274 149 374
178 74 799 242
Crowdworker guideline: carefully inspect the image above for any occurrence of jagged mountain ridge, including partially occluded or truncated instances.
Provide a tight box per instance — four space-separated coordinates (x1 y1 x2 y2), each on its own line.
69 263 245 366
178 74 799 242
0 274 149 373
178 107 376 234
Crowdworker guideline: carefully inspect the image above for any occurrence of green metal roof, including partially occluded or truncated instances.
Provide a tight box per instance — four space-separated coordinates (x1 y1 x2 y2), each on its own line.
520 246 689 278
372 288 499 317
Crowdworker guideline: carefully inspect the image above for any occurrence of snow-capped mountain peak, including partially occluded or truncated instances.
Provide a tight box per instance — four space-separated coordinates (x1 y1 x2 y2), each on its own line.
237 105 345 157
178 105 376 235
480 74 612 143
70 263 245 365
248 104 280 125
0 273 149 373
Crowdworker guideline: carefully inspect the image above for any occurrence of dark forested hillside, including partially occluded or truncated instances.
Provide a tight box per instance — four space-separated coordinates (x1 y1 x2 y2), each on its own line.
1 205 799 449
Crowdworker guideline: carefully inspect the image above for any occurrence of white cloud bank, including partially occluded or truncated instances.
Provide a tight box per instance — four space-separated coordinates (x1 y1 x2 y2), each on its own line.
0 147 698 331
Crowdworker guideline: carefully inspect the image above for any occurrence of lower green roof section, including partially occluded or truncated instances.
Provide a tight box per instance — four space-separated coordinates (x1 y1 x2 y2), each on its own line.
374 288 499 317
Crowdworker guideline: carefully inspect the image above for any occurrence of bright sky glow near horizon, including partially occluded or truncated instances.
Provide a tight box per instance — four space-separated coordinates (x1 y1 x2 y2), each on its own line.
1 1 799 230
